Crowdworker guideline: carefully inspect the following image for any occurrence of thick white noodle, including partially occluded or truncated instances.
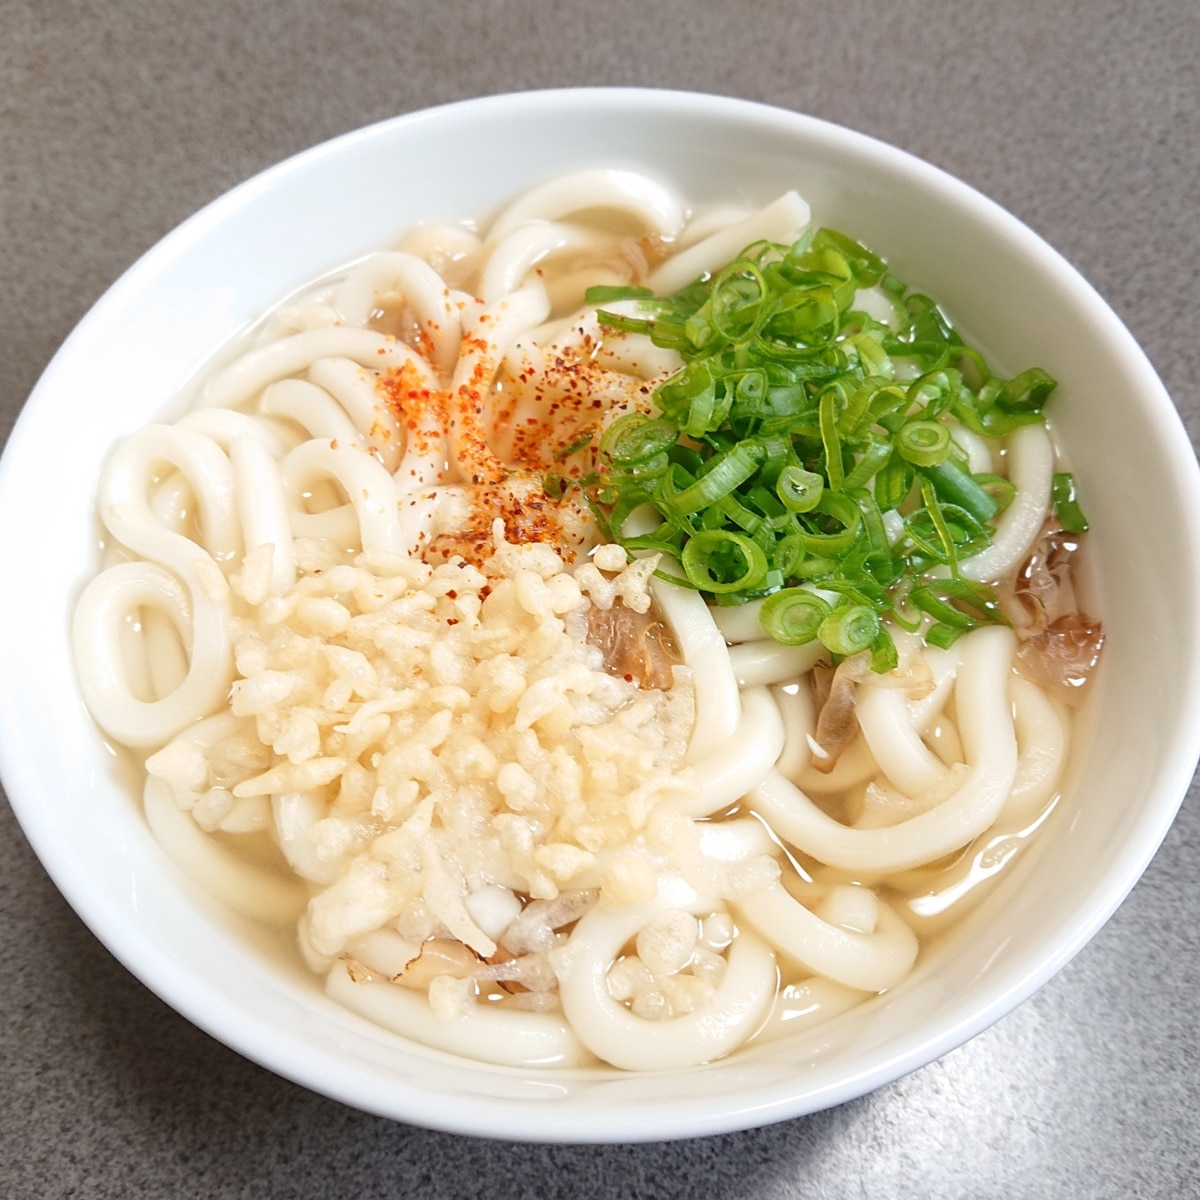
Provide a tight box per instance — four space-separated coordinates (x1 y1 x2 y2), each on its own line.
333 250 462 376
178 407 296 457
478 221 609 304
326 962 592 1068
278 439 405 555
649 191 811 295
949 425 993 475
306 358 403 473
773 683 815 781
512 304 682 380
736 881 919 992
676 206 753 249
394 224 483 285
74 561 229 748
795 736 878 796
752 976 870 1045
144 778 307 923
446 285 551 480
749 626 1019 873
147 470 195 537
393 484 470 554
78 425 239 745
204 327 438 410
486 168 686 243
709 597 769 644
856 684 949 797
853 286 900 329
648 571 741 758
1003 675 1067 824
554 882 777 1070
229 435 295 595
906 644 962 732
695 816 779 863
273 791 343 885
670 687 785 818
568 816 777 895
141 605 190 701
729 639 826 687
589 324 682 380
259 378 366 446
959 423 1054 583
99 424 241 564
394 401 448 495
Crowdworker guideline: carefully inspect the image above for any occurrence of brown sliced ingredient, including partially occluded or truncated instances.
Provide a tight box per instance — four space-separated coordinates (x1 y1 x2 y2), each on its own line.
810 651 873 773
389 937 481 989
585 599 681 690
1015 613 1105 703
1000 522 1084 636
1001 522 1105 700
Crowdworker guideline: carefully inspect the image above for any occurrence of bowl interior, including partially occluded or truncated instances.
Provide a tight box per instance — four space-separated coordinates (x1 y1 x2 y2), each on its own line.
2 88 1197 1141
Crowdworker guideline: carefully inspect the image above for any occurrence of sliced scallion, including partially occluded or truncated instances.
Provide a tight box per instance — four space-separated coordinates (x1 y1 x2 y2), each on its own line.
776 464 824 512
760 588 831 645
1052 471 1090 533
896 420 952 468
680 529 769 593
818 604 880 656
582 221 1067 668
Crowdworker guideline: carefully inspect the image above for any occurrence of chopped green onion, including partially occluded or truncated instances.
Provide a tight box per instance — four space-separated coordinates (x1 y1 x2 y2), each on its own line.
896 420 952 468
770 530 806 577
1052 471 1090 533
874 450 915 511
918 456 999 524
582 221 1066 668
995 367 1057 413
910 579 1009 628
554 430 594 460
925 623 967 649
760 588 831 645
584 285 655 304
601 414 678 465
658 442 764 519
819 604 881 655
841 436 893 489
918 477 959 572
776 464 824 512
975 472 1017 514
819 389 845 490
680 529 769 593
870 629 900 673
800 491 862 556
594 309 656 335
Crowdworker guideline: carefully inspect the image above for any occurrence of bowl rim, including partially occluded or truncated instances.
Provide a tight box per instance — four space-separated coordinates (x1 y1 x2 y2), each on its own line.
3 85 1199 1142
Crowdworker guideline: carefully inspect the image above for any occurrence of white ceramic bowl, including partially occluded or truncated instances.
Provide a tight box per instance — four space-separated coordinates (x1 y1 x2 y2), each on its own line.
2 88 1198 1142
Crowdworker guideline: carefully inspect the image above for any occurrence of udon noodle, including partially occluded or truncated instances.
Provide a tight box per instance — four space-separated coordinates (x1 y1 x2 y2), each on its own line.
72 170 1102 1071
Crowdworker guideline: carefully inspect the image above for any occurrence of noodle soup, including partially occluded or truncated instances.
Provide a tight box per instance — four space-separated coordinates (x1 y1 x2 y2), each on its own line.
71 169 1102 1072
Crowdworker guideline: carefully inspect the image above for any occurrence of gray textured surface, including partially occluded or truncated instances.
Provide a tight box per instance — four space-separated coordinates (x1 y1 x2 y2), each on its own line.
2 1 1198 1195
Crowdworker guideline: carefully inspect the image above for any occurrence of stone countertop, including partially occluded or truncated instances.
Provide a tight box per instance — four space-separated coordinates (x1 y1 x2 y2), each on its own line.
2 2 1198 1196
